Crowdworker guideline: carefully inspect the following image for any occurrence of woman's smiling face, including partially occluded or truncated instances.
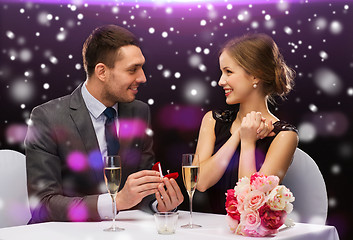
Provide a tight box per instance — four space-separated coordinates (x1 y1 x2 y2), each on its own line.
218 50 255 105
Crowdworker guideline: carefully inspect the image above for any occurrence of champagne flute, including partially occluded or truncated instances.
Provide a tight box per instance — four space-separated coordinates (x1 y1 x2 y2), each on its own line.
181 154 201 228
103 155 124 232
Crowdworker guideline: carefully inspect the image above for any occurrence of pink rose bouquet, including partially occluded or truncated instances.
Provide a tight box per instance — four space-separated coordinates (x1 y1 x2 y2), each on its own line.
225 172 295 237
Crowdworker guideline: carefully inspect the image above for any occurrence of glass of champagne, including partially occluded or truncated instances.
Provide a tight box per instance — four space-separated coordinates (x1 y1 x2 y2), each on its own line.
103 155 124 232
181 154 201 228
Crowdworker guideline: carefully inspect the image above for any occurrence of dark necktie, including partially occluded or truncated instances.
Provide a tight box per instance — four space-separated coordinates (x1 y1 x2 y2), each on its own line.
103 107 120 155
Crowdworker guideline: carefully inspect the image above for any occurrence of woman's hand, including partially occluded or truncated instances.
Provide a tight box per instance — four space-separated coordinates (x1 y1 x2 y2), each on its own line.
240 111 262 144
256 118 275 139
239 112 275 144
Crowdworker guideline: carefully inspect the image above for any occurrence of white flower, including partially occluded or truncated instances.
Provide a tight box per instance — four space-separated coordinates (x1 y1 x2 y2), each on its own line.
234 176 250 196
267 185 295 211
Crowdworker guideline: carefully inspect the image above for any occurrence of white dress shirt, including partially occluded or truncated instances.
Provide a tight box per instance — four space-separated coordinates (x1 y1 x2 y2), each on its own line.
81 81 118 219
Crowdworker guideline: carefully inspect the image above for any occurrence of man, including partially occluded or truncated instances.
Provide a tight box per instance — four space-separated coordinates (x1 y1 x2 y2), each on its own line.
25 25 183 223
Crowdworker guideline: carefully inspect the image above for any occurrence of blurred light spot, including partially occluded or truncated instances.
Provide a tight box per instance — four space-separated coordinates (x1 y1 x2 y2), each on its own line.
75 63 81 70
165 7 172 14
298 122 316 143
37 11 51 26
24 71 31 77
119 119 147 139
347 87 353 96
77 13 83 20
314 17 327 30
284 26 293 35
49 56 58 64
319 51 328 60
88 150 103 170
195 46 202 53
99 182 107 193
226 4 233 10
161 31 168 38
6 31 15 39
67 151 87 172
5 124 27 144
188 54 202 68
277 0 289 11
68 202 88 222
57 31 67 41
157 64 163 70
203 48 210 55
309 104 318 112
331 164 341 175
148 27 155 34
200 19 207 26
28 195 40 210
211 81 217 87
11 79 35 102
265 14 271 21
174 72 181 78
43 83 50 90
198 64 207 72
18 49 32 62
314 68 342 96
163 70 171 78
184 80 207 104
112 6 119 13
147 98 154 105
70 5 77 11
330 20 343 34
171 85 176 90
145 128 154 137
264 19 275 29
20 104 26 109
328 197 337 208
251 21 259 29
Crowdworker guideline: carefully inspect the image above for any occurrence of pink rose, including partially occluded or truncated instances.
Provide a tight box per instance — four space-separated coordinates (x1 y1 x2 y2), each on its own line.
256 224 279 236
226 200 240 221
225 189 240 221
259 204 287 230
250 172 279 193
244 190 265 211
240 209 261 230
225 189 236 205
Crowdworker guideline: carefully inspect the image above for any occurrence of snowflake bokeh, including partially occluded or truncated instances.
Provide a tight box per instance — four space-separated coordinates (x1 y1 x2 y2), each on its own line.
0 0 352 238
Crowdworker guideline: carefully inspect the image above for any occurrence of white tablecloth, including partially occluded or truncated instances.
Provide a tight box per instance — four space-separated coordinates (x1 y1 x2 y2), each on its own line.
0 210 339 240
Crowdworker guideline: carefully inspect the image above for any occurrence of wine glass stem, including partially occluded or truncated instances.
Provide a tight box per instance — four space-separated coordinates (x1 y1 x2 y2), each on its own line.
189 194 193 226
112 195 117 230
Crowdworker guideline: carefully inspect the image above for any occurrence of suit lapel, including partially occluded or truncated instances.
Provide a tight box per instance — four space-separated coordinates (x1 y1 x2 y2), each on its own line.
69 84 103 180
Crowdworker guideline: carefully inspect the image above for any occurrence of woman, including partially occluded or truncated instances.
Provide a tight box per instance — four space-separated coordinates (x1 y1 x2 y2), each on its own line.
195 33 298 214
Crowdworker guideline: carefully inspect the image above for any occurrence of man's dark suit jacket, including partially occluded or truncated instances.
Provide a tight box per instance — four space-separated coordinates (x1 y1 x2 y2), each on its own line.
25 84 155 223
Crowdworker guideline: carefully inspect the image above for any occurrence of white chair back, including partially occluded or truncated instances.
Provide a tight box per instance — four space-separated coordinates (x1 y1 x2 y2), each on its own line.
282 148 328 225
0 149 31 228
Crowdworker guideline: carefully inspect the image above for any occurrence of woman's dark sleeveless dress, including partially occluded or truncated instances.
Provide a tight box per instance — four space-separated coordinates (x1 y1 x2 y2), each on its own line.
193 109 298 214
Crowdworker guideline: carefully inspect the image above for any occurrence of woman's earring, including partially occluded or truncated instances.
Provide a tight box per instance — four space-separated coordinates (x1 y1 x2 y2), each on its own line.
253 83 258 89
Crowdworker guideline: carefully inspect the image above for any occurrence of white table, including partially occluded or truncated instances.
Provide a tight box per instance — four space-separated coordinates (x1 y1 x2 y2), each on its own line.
0 210 339 240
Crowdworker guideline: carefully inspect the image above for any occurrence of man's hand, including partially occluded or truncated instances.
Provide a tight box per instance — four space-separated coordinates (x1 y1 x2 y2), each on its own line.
116 170 162 211
155 178 184 212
